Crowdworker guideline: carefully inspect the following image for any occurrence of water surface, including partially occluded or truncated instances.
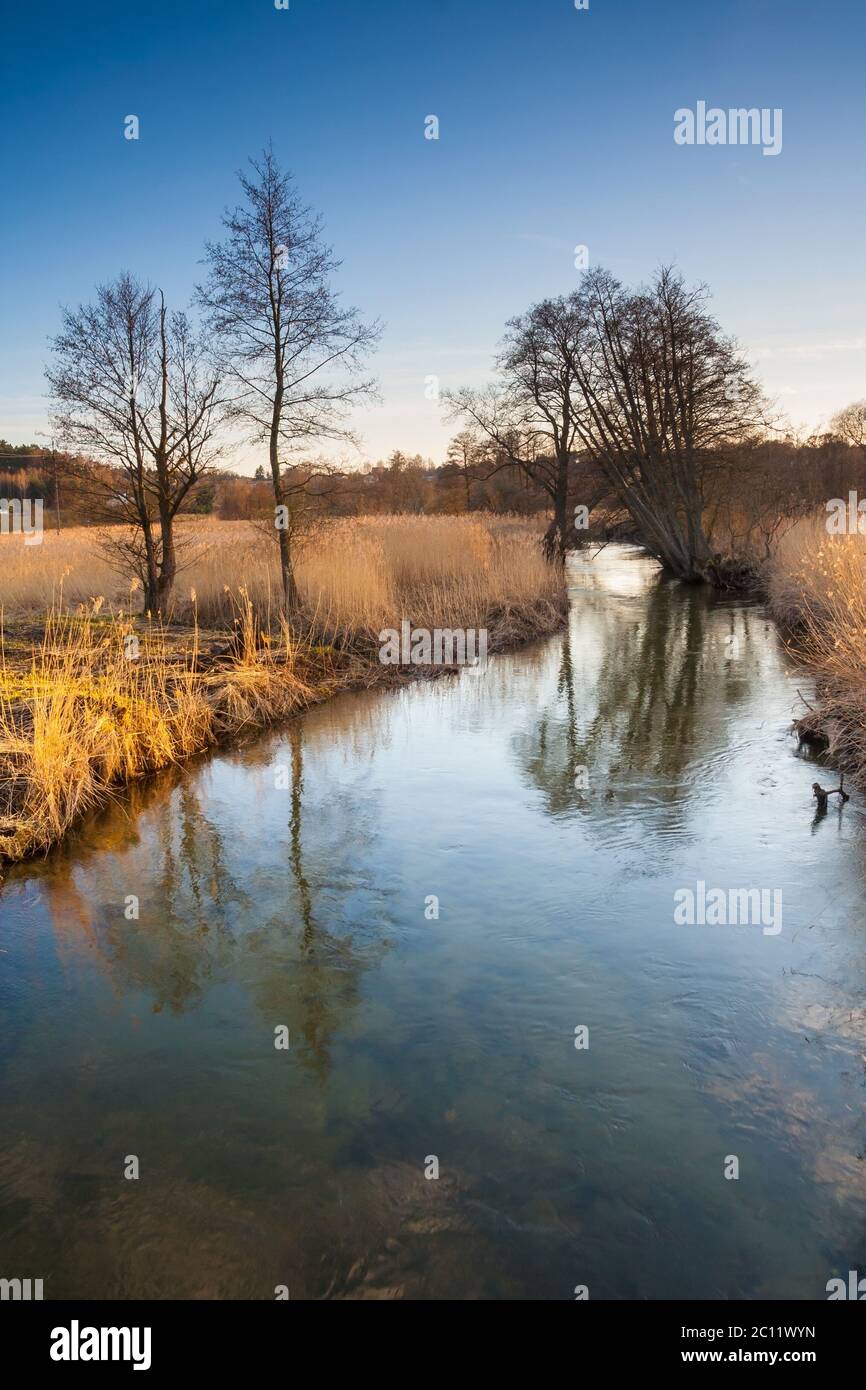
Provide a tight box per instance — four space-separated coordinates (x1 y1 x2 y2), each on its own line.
2 546 866 1299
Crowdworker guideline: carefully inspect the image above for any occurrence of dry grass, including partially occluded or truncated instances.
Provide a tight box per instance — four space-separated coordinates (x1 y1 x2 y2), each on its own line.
0 598 323 861
768 513 866 777
0 514 564 862
0 514 560 633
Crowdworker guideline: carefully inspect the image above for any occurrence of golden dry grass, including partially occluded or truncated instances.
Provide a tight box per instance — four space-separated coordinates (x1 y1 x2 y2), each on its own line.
0 514 559 631
0 514 564 862
0 598 322 861
768 513 866 776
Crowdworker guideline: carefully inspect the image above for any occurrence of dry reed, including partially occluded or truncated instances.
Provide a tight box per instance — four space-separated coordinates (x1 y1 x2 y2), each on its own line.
767 513 866 778
0 514 564 862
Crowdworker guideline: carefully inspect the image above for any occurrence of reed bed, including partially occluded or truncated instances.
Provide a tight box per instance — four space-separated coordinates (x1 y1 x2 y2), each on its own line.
0 515 558 633
0 598 322 862
0 514 565 862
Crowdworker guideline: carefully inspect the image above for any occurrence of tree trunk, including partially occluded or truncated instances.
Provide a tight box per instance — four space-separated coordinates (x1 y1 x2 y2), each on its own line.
155 504 176 615
155 547 175 612
141 518 160 618
552 453 570 562
277 523 298 610
153 296 177 618
541 515 559 561
269 394 298 611
540 454 571 563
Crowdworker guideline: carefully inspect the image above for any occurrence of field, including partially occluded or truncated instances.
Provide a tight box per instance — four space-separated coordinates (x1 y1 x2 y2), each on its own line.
0 514 565 863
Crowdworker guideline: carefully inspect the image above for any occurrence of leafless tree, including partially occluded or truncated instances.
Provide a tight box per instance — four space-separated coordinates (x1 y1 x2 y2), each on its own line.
830 399 866 455
47 273 222 614
448 268 769 579
445 302 617 560
445 430 484 511
567 267 769 581
445 296 594 561
197 148 380 609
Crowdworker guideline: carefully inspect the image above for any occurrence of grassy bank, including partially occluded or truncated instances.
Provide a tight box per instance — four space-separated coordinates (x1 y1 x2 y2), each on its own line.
767 513 866 778
0 514 566 864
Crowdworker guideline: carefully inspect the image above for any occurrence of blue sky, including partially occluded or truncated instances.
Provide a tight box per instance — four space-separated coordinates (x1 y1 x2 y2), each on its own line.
2 0 864 469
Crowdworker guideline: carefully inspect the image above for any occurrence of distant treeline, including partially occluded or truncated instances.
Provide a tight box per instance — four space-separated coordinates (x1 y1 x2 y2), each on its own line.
0 443 550 525
2 435 865 536
0 442 58 506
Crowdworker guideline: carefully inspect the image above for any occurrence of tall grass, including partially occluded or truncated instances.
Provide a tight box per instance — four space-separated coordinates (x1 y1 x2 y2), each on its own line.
0 599 318 861
0 513 559 628
0 514 564 861
768 513 866 776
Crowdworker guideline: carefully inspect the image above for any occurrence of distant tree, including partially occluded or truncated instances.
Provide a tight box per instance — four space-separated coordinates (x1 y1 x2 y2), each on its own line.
47 273 222 613
253 464 266 480
379 450 430 512
830 400 866 455
445 294 610 560
183 479 216 514
0 440 44 456
445 430 482 511
218 476 272 521
197 148 380 609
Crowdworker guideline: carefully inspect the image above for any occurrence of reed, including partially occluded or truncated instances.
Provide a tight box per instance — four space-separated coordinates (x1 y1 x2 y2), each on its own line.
767 513 866 778
0 514 565 861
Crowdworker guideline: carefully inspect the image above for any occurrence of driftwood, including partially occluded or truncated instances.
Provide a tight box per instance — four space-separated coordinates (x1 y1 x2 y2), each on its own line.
812 774 850 811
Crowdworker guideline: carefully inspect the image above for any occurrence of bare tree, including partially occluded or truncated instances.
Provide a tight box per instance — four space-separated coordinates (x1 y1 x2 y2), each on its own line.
830 399 866 455
567 267 769 581
197 148 380 609
47 273 222 614
450 268 768 579
445 294 608 560
445 430 482 511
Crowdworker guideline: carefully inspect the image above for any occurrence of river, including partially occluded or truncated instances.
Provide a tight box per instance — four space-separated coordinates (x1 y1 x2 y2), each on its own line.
2 545 865 1299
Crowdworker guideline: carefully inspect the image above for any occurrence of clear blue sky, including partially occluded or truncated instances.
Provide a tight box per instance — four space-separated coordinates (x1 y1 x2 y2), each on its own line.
2 0 864 469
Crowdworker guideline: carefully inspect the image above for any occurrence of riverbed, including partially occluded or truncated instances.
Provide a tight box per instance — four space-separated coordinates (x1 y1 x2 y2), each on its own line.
1 545 865 1299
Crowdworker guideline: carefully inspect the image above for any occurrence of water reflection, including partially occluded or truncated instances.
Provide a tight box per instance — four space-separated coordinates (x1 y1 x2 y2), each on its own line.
518 565 775 858
14 731 387 1080
2 546 866 1299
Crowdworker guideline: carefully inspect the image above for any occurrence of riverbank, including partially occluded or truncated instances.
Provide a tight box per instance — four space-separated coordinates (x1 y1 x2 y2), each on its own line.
0 515 567 864
766 513 866 779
